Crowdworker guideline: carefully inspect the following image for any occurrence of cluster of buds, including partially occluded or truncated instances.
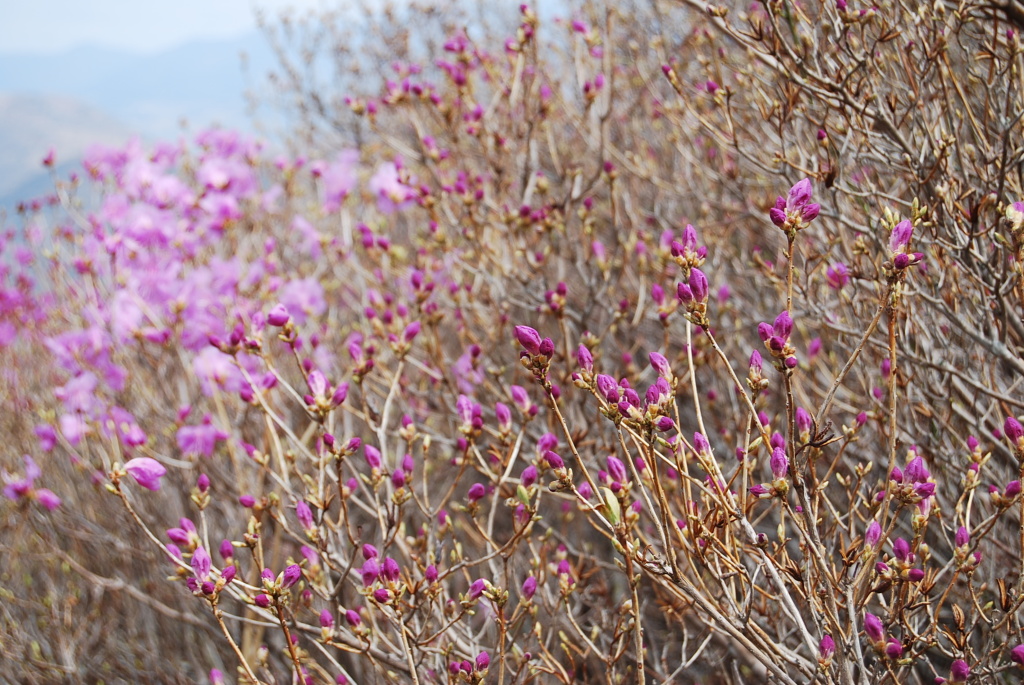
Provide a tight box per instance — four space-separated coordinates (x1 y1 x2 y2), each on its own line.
746 350 769 395
254 564 302 605
448 651 490 684
818 635 835 672
669 224 706 276
571 343 595 388
509 385 539 419
360 548 405 605
387 320 421 357
863 613 903 660
889 455 935 504
650 283 677 322
514 325 555 381
2 455 61 511
676 267 710 327
953 526 982 572
543 281 567 315
749 446 789 499
874 537 925 586
456 394 483 438
886 219 924 273
989 479 1022 508
304 370 348 418
758 311 798 369
185 545 236 598
768 179 821 236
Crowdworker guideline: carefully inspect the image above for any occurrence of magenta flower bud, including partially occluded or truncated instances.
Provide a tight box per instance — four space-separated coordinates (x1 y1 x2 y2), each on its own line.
521 465 538 487
296 501 314 530
907 568 925 582
538 337 555 357
522 575 537 599
655 416 675 432
123 457 167 491
476 652 490 671
282 564 302 588
514 325 542 355
166 527 191 546
373 588 392 603
544 451 565 470
192 546 212 581
255 593 271 608
268 304 291 327
748 484 770 497
1007 481 1022 498
391 469 406 489
676 282 694 305
361 559 380 586
769 207 786 226
196 473 210 493
757 322 774 342
1011 644 1024 665
495 402 512 428
239 494 256 508
884 638 903 659
770 447 789 480
889 220 913 255
865 520 882 548
819 635 835 659
364 445 381 470
688 268 709 303
467 483 487 502
890 466 904 484
875 562 890 575
905 456 929 483
955 526 970 547
949 659 969 683
381 557 400 582
320 609 334 629
345 609 362 626
693 431 711 456
893 537 910 562
578 481 593 499
749 350 763 373
1006 417 1024 444
425 564 438 583
773 311 793 340
649 351 671 378
596 374 620 402
606 456 627 483
577 344 594 372
468 578 487 600
346 437 362 452
332 382 349 405
802 203 820 222
210 668 225 685
201 580 216 595
219 539 234 560
787 178 812 208
221 565 236 584
402 321 421 343
864 613 884 642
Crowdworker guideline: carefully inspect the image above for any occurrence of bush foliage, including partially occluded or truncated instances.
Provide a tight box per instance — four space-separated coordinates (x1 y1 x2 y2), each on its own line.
4 0 1024 683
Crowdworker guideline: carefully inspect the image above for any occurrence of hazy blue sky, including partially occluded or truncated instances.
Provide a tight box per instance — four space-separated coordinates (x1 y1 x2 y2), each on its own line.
0 0 330 54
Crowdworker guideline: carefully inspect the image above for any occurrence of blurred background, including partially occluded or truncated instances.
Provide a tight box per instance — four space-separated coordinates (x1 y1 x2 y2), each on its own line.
0 0 332 211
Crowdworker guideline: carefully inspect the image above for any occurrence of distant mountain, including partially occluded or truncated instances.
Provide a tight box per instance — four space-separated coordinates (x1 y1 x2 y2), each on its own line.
0 93 135 209
0 34 276 141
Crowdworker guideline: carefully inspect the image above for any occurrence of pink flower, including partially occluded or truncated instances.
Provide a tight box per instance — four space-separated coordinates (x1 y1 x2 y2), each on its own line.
124 457 167 491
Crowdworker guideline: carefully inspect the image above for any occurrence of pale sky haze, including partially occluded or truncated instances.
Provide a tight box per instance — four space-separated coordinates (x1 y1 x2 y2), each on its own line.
0 0 334 54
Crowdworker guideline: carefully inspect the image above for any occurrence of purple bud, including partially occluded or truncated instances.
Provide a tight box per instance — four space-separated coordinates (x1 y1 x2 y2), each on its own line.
381 557 401 582
907 568 925 582
905 456 928 483
864 613 884 642
795 407 812 437
596 374 620 402
1011 644 1024 665
773 311 793 340
402 321 421 343
514 325 542 355
196 473 210 493
221 565 236 584
770 447 789 480
749 350 763 373
425 564 438 583
255 594 271 608
191 546 212 581
522 575 537 599
955 526 970 547
865 520 882 548
467 483 487 502
949 659 969 683
606 456 627 483
476 652 490 671
282 564 302 588
373 588 392 603
521 465 538 487
345 609 362 626
1007 481 1022 498
364 445 381 469
544 451 565 471
468 578 487 600
757 322 774 342
363 544 378 559
296 501 314 530
268 304 291 327
889 220 913 254
693 432 711 456
655 416 675 432
688 268 709 303
884 638 903 659
538 337 555 357
893 537 911 562
819 635 835 659
219 539 234 560
124 457 167 491
769 207 787 226
361 559 380 586
1005 417 1024 443
577 344 594 372
649 351 671 378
